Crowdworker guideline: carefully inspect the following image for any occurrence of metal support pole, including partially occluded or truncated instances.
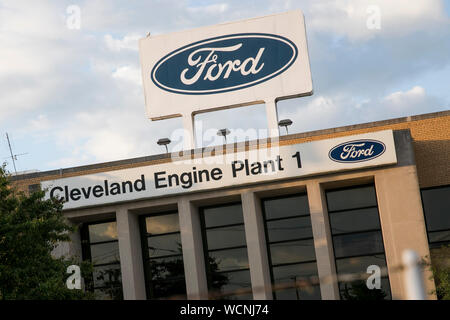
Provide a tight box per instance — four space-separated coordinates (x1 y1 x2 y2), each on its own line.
265 100 279 139
402 249 426 300
182 114 196 151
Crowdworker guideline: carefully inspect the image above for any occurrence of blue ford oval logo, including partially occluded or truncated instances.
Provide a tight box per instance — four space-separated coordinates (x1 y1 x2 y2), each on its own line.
151 33 298 95
329 139 386 163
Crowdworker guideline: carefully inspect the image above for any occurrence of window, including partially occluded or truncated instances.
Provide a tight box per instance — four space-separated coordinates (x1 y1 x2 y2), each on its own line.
140 212 186 299
200 203 252 300
81 220 123 300
326 185 391 300
262 194 321 300
421 185 450 300
422 185 450 248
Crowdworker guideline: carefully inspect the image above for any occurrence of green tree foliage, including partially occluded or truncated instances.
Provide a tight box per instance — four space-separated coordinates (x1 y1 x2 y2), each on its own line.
428 245 450 300
341 280 387 300
0 165 93 299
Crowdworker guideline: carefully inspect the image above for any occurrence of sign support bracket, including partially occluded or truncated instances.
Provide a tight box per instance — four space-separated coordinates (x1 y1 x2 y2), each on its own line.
265 99 280 139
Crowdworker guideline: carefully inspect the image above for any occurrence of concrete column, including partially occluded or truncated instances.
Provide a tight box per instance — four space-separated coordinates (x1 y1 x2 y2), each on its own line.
306 182 340 300
116 208 147 300
375 166 436 300
241 192 273 299
178 197 209 299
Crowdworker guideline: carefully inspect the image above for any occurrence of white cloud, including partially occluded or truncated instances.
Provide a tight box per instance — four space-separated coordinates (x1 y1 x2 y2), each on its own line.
187 3 229 15
384 86 426 106
307 0 448 41
104 33 141 52
28 114 51 132
112 65 142 85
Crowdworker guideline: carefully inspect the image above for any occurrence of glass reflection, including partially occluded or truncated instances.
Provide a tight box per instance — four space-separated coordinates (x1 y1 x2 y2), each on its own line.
212 270 253 300
149 256 185 281
88 222 118 243
335 254 387 275
206 225 246 250
266 217 313 242
81 220 123 300
327 185 391 300
209 248 250 272
340 278 391 300
330 207 380 235
263 194 320 300
141 212 187 300
264 195 309 220
204 204 244 228
422 186 450 232
90 242 120 265
333 231 384 258
327 186 377 212
201 203 251 300
148 233 181 258
270 239 316 265
146 213 180 235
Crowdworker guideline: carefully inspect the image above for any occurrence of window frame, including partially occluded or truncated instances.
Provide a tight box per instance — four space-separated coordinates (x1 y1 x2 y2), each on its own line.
199 201 252 299
80 218 122 298
139 210 186 300
325 183 392 300
420 184 450 248
261 193 321 300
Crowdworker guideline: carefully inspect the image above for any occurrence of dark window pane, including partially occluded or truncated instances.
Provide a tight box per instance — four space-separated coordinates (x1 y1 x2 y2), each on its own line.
274 285 321 300
207 225 246 250
94 287 123 300
93 264 122 289
148 233 182 257
266 216 313 242
327 186 377 212
145 213 180 235
90 242 120 264
333 231 384 258
270 239 316 265
148 255 185 281
150 279 187 299
272 262 319 284
428 230 450 244
208 247 249 272
339 277 391 300
204 204 244 228
264 195 309 220
88 222 118 243
330 207 381 235
210 270 253 300
335 254 387 276
422 186 450 232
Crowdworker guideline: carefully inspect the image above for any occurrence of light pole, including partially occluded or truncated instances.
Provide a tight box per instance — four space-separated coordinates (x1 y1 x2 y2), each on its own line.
157 138 171 154
217 128 230 144
278 119 293 135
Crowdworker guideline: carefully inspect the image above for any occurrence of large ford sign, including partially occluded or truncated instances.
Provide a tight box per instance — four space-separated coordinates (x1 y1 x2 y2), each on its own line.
151 34 298 95
139 10 313 121
329 140 386 163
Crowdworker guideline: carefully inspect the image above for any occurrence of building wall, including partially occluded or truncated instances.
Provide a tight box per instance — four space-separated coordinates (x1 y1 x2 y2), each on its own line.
10 111 449 300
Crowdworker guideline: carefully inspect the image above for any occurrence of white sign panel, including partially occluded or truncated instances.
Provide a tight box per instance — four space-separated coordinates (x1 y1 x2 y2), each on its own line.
139 10 312 120
42 131 397 210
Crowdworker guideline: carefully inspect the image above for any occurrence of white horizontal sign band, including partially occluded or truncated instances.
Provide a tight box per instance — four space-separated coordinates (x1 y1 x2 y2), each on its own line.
41 130 397 210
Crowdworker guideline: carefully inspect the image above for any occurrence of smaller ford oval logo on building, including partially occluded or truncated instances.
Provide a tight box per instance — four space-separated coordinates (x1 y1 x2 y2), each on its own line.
151 33 298 95
329 139 386 163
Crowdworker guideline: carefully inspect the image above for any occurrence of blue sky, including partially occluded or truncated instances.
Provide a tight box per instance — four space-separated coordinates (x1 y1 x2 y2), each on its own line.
0 0 449 173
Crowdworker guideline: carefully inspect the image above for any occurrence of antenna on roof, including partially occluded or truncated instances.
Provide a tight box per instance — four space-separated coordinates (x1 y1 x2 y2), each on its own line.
4 133 28 175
